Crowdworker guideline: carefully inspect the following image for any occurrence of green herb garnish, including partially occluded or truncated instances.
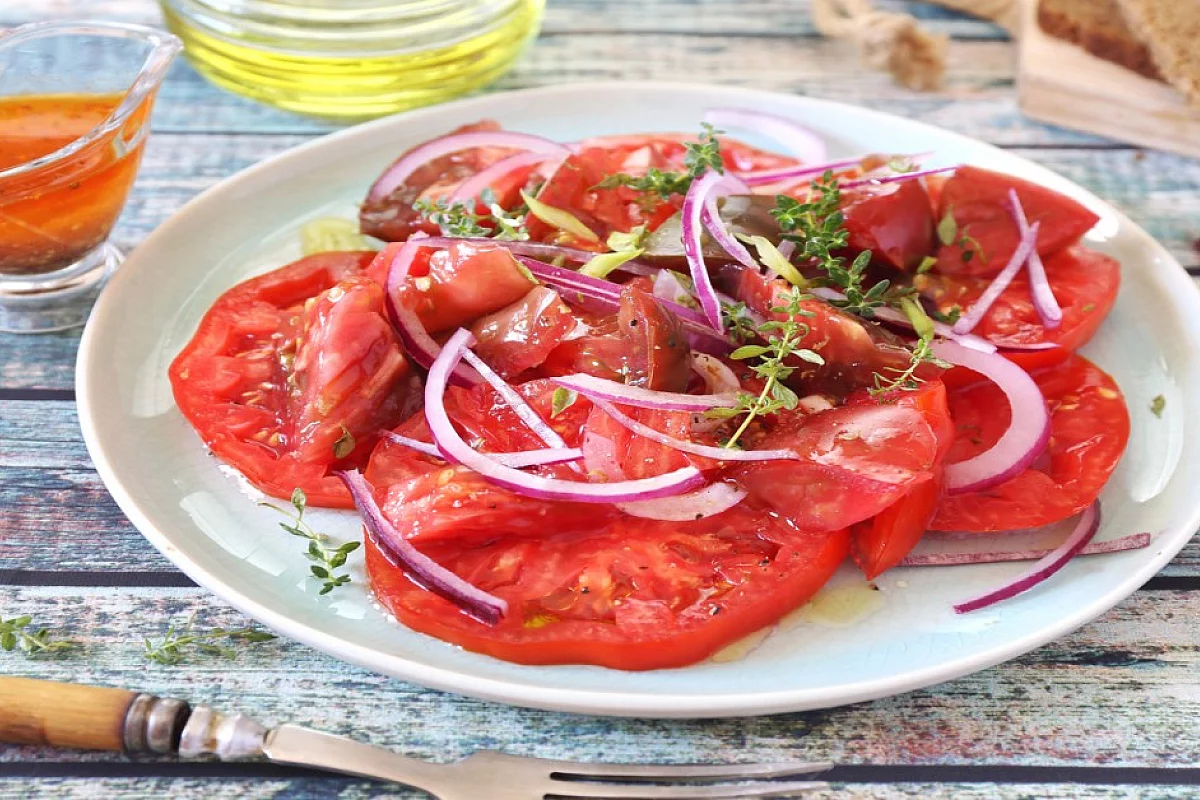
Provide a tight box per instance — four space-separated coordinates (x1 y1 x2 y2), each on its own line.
143 615 275 666
263 488 361 595
332 425 356 459
594 124 725 198
413 188 528 240
551 387 578 418
1151 395 1166 418
0 615 76 657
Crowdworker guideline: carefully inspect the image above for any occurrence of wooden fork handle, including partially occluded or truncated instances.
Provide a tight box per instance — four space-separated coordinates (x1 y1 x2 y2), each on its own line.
0 677 190 753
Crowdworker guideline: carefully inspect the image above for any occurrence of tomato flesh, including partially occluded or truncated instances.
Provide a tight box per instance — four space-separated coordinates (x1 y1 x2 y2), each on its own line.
931 354 1129 531
470 286 578 378
841 179 935 271
399 241 536 334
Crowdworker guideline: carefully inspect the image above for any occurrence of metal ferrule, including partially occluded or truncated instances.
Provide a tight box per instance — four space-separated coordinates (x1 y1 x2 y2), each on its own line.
122 693 191 754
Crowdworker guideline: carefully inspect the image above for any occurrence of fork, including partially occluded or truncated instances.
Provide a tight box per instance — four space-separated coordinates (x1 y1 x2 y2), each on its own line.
0 678 831 798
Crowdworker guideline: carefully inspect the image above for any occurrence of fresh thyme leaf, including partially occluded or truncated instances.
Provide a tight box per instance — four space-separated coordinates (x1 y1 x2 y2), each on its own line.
264 489 361 595
591 125 725 200
683 122 725 176
721 301 760 344
0 615 76 657
916 255 938 274
551 387 578 418
143 615 275 666
332 425 356 460
412 194 529 241
1151 395 1165 418
934 205 986 263
930 305 962 325
936 206 958 247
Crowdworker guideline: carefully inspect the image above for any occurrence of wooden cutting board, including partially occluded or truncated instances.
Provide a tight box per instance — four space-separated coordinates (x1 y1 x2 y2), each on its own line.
1017 0 1200 158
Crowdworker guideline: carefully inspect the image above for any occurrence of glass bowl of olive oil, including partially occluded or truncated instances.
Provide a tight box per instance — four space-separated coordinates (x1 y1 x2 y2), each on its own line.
158 0 545 120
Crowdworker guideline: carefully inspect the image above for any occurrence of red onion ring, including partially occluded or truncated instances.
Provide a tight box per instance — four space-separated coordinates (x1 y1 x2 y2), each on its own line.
738 156 864 187
551 372 737 412
838 164 958 191
682 170 736 331
1009 188 1063 330
591 397 798 462
367 131 570 204
700 175 758 270
703 107 827 165
932 340 1050 495
953 502 1101 613
426 329 706 502
377 239 480 388
459 348 569 450
382 431 582 468
900 530 1149 567
336 469 506 625
951 221 1041 335
449 151 561 205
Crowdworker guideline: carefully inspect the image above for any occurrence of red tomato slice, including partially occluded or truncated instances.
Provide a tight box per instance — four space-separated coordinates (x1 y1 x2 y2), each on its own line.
721 265 938 397
618 284 692 392
398 241 537 334
364 504 849 670
934 166 1100 276
920 245 1120 353
841 179 935 271
170 252 416 508
470 286 579 378
733 403 937 531
931 354 1129 531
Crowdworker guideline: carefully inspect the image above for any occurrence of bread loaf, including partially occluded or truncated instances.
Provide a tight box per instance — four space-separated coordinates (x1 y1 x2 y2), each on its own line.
1037 0 1163 80
1114 0 1200 107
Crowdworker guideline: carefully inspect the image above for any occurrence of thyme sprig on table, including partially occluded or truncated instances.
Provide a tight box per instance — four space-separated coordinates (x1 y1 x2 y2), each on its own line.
263 488 361 595
143 616 275 666
0 615 76 657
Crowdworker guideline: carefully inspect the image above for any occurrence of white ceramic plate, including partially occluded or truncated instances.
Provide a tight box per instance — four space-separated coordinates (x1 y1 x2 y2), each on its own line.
78 82 1200 718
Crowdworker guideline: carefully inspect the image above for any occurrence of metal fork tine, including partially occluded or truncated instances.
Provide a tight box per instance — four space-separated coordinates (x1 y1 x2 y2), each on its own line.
547 780 829 799
547 761 832 781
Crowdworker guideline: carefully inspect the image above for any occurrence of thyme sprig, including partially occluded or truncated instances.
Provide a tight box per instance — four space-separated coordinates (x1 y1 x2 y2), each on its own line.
707 287 824 449
263 488 361 595
594 123 725 198
143 616 275 666
413 188 528 240
0 615 76 657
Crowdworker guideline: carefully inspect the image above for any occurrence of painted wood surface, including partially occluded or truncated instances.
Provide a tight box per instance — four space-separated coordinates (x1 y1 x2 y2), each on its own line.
3 1 1200 798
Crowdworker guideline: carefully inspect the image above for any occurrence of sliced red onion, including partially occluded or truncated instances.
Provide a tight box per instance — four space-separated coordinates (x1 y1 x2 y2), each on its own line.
449 151 561 205
336 469 506 625
381 430 581 468
901 531 1149 567
426 329 706 502
954 503 1101 613
459 348 569 450
739 156 864 187
591 397 798 462
838 165 958 191
652 269 694 306
682 170 735 331
703 107 827 165
551 372 736 412
1009 188 1063 330
700 174 758 270
951 221 1041 335
776 239 797 260
367 131 570 203
932 340 1050 494
809 287 997 353
378 239 480 388
619 482 748 521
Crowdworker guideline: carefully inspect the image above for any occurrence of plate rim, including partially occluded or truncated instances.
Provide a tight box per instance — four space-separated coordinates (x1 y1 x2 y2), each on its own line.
77 79 1200 718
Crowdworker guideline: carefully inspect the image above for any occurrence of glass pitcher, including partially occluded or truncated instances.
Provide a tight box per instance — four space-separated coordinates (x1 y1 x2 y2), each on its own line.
0 22 181 333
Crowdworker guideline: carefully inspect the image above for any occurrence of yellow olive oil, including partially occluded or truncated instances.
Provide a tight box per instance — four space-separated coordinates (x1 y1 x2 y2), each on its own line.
159 0 545 120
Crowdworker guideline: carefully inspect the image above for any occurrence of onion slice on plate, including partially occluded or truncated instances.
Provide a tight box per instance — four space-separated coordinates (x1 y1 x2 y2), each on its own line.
460 348 569 450
900 531 1150 567
699 174 757 270
426 329 706 502
682 170 741 331
450 151 562 205
382 431 582 468
703 107 827 165
336 469 507 625
377 239 480 388
551 372 737 412
951 220 1041 335
931 340 1050 495
953 502 1102 613
366 130 570 203
619 482 748 521
1009 188 1063 329
838 164 958 191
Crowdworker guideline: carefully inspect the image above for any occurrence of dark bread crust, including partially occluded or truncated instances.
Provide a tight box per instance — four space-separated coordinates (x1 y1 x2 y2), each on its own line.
1037 0 1164 81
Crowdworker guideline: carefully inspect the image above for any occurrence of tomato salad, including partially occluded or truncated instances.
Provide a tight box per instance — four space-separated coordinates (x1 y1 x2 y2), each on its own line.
171 109 1135 670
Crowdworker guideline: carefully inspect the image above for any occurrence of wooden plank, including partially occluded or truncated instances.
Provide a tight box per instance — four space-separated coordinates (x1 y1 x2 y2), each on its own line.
5 0 1010 39
2 588 1200 768
2 402 1199 576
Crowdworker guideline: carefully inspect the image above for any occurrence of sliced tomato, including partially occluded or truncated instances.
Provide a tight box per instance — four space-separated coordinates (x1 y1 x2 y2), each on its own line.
398 241 536 334
582 403 722 481
920 245 1120 353
170 252 416 508
933 166 1100 276
840 179 935 271
470 286 579 378
931 354 1129 531
733 403 937 531
364 503 849 669
721 265 938 397
539 313 629 383
359 120 522 242
618 284 692 392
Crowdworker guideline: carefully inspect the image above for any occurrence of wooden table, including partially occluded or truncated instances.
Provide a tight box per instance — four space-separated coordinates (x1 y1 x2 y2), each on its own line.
4 1 1200 797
